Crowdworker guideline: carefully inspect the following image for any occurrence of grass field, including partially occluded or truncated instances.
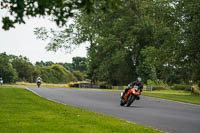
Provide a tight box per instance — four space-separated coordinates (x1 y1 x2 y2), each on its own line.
0 86 163 133
143 89 200 105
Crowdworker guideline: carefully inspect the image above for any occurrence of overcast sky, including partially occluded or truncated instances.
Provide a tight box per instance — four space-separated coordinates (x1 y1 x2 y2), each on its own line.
0 12 88 64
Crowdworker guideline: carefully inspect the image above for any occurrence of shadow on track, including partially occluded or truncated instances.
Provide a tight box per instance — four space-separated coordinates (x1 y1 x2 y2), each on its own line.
119 105 143 108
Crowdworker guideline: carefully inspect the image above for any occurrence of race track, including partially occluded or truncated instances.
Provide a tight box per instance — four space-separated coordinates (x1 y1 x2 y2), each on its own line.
27 87 200 133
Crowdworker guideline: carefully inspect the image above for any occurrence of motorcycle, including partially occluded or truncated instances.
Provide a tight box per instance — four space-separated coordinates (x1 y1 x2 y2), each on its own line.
37 80 41 88
120 86 141 107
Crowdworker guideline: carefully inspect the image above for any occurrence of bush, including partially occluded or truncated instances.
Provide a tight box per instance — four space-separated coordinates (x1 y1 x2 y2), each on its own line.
147 79 167 86
152 86 166 90
147 80 168 90
72 71 84 81
40 64 77 83
192 85 200 95
171 84 191 91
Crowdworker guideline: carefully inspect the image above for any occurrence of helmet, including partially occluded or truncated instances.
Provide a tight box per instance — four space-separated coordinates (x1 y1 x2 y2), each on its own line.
137 77 142 82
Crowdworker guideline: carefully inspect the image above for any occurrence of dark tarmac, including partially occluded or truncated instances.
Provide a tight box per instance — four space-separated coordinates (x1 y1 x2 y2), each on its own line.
27 87 200 133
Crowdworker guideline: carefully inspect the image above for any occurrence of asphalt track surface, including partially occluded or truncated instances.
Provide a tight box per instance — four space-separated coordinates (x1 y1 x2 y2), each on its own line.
27 87 200 133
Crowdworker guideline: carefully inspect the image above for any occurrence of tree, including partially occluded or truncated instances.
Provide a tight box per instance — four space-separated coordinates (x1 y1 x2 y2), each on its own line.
72 57 87 72
176 0 200 85
34 0 200 85
59 62 73 71
84 0 179 84
35 0 178 85
40 64 77 83
35 61 54 66
72 71 85 81
0 53 17 83
1 0 123 30
10 55 35 82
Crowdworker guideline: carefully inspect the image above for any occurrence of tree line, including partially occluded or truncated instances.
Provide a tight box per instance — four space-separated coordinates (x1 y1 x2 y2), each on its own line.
1 0 200 87
0 52 87 83
34 0 200 87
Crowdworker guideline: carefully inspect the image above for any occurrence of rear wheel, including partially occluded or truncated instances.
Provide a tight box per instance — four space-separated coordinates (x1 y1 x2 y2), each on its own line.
37 82 41 88
127 94 135 107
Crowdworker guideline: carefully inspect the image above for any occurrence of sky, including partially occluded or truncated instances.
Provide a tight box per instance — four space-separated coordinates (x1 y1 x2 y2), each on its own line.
0 12 88 64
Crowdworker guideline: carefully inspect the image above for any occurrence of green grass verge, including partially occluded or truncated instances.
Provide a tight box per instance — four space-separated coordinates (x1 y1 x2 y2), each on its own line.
143 90 200 105
0 87 163 133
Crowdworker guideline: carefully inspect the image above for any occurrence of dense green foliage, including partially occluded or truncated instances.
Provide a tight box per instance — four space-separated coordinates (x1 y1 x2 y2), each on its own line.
0 53 17 83
35 61 54 66
35 57 88 82
1 0 200 87
72 57 87 72
171 84 192 92
193 85 200 95
36 57 87 72
1 0 123 30
40 64 77 83
72 71 85 81
0 52 86 83
175 0 200 85
35 0 200 87
10 55 37 82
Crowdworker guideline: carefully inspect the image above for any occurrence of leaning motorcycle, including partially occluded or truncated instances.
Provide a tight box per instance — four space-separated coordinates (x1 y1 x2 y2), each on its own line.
120 86 141 107
37 80 41 88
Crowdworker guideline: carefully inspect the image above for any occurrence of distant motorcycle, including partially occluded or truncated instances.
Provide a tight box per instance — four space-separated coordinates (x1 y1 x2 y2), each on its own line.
37 80 41 88
120 86 141 107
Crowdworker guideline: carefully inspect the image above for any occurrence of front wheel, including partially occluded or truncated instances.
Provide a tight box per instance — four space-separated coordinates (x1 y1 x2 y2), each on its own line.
127 94 135 107
120 99 125 106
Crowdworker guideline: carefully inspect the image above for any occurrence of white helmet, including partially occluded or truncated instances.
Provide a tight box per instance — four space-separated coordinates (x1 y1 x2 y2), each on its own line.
137 77 142 82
